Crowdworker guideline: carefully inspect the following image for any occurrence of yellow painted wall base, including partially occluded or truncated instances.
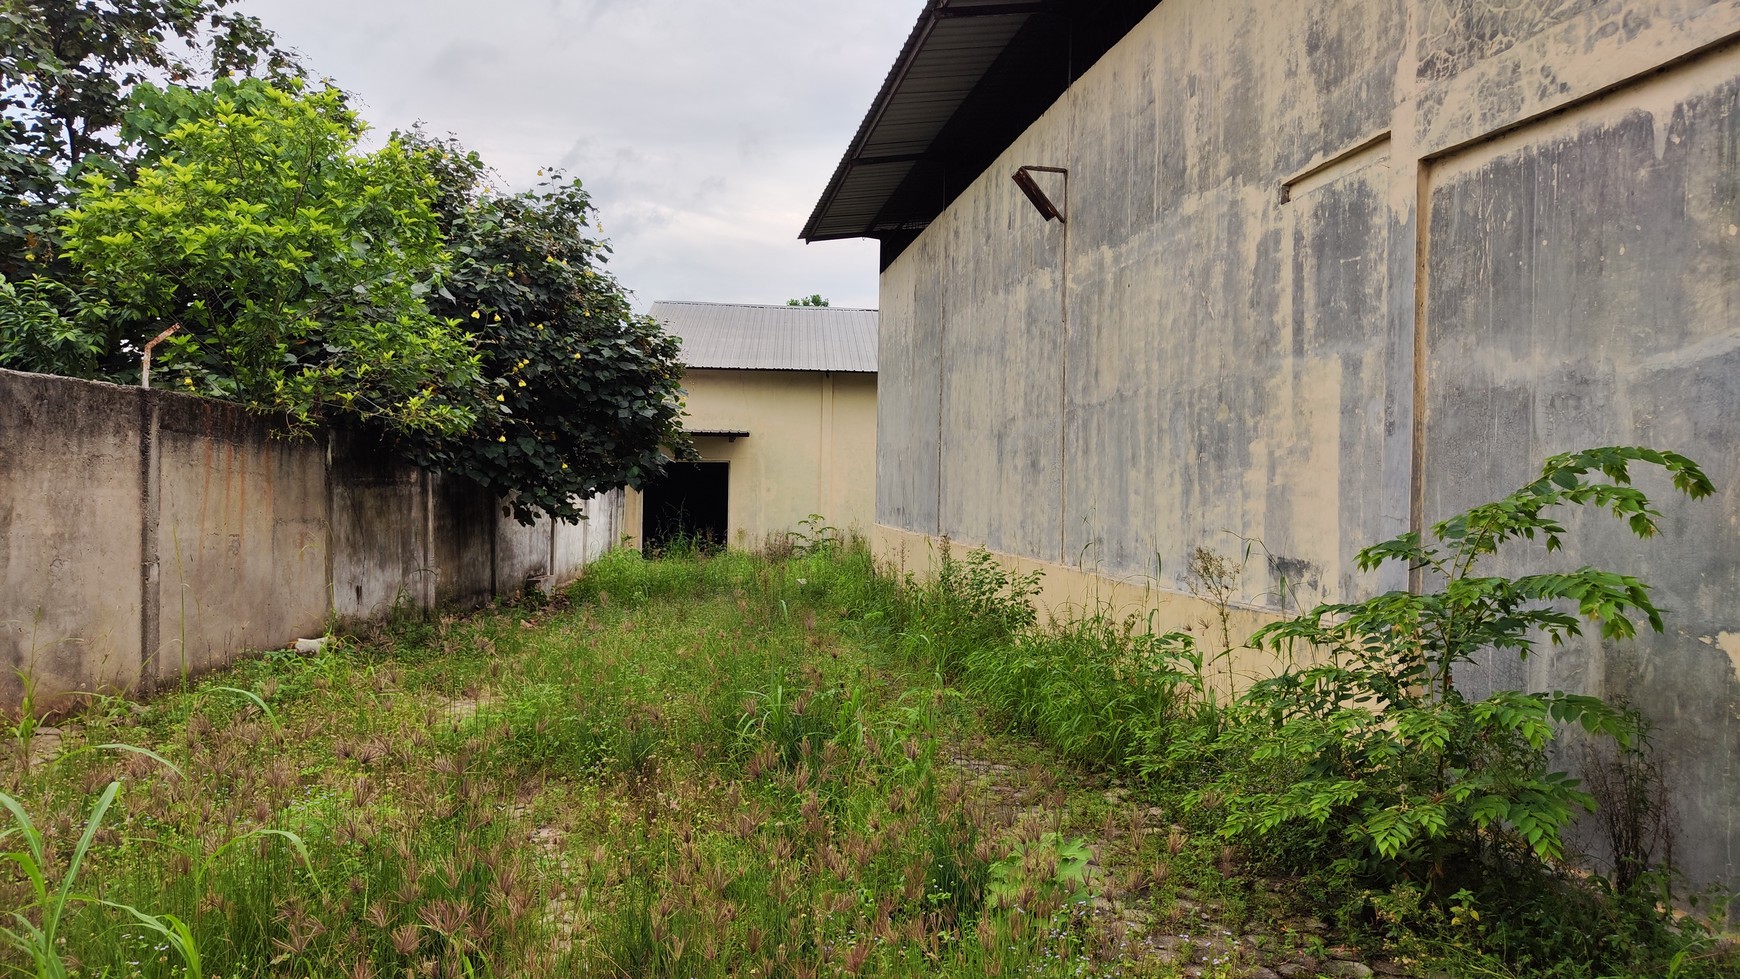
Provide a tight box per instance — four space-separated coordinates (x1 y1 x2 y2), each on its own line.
872 523 1314 695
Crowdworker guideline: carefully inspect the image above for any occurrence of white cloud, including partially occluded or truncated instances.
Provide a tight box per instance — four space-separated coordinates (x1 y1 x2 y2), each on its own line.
236 0 920 310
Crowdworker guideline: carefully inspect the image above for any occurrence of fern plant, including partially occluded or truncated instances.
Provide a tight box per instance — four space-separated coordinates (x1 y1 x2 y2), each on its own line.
1210 446 1713 892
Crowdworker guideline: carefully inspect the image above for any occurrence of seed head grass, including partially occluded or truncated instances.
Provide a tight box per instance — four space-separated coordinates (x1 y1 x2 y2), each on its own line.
0 542 1185 978
6 536 1724 978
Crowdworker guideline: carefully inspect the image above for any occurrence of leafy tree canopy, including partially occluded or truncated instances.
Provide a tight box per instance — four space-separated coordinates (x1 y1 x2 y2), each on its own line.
61 79 479 435
786 293 828 307
397 133 691 524
2 19 691 523
0 0 298 277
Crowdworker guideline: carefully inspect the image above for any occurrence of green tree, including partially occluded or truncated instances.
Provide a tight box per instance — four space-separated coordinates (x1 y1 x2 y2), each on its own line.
786 293 828 307
60 79 478 435
0 0 297 277
398 134 690 524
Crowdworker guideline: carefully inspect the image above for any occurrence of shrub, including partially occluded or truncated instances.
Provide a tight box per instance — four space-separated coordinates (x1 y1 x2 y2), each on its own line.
1209 447 1713 898
895 545 1040 678
0 276 107 378
395 133 689 524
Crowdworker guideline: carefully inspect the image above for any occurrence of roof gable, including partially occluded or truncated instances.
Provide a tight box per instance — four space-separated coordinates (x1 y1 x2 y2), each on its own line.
650 301 879 374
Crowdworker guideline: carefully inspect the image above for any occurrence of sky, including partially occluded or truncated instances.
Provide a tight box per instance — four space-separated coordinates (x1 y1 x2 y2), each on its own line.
234 0 923 312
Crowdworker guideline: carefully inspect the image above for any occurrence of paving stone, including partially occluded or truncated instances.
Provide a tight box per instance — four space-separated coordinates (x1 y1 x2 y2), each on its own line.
25 727 62 769
1119 907 1155 927
1148 934 1189 966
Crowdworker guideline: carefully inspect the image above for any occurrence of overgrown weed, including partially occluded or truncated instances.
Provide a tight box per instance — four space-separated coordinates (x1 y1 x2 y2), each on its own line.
0 538 1122 977
4 457 1734 978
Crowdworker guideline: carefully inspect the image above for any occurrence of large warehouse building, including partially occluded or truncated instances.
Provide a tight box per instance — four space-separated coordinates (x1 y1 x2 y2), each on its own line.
806 0 1740 893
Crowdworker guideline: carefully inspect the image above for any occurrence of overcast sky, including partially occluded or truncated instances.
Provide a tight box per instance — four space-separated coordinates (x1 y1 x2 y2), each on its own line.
234 0 922 312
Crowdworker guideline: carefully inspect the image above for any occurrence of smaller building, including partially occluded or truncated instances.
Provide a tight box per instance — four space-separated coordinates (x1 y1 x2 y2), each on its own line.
628 301 878 551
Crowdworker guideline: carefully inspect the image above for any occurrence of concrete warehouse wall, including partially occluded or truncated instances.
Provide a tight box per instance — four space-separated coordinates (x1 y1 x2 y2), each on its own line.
0 368 621 710
625 368 878 548
875 1 1740 892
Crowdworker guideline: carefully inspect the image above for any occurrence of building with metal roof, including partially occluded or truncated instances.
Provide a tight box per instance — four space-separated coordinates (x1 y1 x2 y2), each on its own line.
808 0 1740 894
627 302 879 552
650 301 878 374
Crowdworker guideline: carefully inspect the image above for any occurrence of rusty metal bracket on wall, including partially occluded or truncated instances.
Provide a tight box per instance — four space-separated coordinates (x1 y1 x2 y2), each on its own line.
1012 165 1068 222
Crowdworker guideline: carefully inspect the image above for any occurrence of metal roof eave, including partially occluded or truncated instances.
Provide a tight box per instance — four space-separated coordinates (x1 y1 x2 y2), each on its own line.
799 0 1043 243
801 0 1164 250
686 365 877 375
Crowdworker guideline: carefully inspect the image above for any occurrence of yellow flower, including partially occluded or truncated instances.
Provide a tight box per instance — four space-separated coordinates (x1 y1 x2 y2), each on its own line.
470 310 481 319
498 436 506 442
496 394 505 402
518 380 526 387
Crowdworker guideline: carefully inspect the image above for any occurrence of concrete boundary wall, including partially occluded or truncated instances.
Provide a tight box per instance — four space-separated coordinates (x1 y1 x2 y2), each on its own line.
0 368 621 710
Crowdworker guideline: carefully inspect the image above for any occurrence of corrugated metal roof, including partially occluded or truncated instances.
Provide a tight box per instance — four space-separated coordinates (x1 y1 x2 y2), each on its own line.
650 301 879 374
802 0 1162 249
802 0 1037 242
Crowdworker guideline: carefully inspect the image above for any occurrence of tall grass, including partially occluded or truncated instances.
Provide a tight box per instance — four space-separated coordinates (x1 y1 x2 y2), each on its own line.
877 540 1737 979
2 531 1730 979
0 540 1121 978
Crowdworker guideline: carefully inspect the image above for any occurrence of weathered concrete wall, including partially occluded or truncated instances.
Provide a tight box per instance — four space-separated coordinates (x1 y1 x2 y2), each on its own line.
0 372 146 706
152 398 328 685
431 473 498 606
330 430 432 622
881 0 1413 608
0 369 622 709
875 0 1740 891
628 368 877 548
553 492 619 572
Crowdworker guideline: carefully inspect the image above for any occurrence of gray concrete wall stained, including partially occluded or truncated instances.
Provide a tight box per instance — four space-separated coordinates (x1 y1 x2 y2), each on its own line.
0 372 146 707
0 368 620 709
876 0 1740 891
152 397 328 684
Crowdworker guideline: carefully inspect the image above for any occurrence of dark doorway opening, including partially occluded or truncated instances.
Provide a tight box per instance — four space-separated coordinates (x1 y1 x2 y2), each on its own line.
642 462 730 553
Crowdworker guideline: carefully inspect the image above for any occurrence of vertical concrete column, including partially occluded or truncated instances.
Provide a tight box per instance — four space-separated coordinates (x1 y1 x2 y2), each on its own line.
547 506 559 585
421 469 437 611
323 429 337 617
137 393 161 688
